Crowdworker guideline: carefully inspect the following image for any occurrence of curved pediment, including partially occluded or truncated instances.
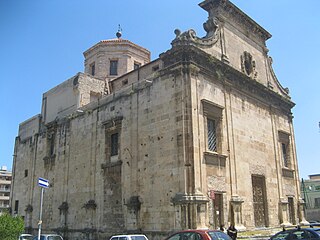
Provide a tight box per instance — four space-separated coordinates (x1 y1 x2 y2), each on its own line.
171 17 220 48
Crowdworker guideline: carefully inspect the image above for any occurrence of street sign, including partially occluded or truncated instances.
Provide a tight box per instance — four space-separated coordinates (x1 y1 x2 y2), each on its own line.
38 177 49 188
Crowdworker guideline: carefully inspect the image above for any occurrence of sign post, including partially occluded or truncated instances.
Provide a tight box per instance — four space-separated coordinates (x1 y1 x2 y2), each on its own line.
38 177 49 240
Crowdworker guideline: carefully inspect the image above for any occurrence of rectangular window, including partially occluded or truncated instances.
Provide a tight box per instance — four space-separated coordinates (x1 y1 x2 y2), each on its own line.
111 133 119 156
46 131 55 157
14 200 19 214
207 118 217 152
49 135 55 156
202 100 223 154
110 60 118 76
279 131 290 168
90 62 95 76
281 143 289 167
134 62 141 70
315 198 320 208
24 169 28 177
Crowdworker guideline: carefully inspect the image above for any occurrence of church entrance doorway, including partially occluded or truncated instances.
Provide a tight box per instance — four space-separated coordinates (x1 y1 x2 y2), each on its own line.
252 175 268 227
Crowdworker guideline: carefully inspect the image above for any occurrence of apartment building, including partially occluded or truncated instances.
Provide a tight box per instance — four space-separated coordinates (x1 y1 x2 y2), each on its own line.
0 166 11 214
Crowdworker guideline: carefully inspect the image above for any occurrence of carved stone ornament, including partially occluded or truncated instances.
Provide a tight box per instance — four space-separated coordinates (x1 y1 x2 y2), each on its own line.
241 51 257 79
58 201 69 214
83 199 97 210
25 204 33 213
171 17 220 48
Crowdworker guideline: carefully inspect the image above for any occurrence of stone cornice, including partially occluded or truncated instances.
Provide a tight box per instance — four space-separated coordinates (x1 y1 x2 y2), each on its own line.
160 46 295 115
199 0 271 45
83 38 150 59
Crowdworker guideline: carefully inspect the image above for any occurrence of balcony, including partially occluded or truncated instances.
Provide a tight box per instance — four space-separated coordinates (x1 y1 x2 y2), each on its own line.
0 179 11 185
0 195 10 201
0 188 10 192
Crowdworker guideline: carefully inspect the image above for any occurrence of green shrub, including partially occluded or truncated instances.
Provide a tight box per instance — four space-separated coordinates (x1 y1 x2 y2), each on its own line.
0 213 24 240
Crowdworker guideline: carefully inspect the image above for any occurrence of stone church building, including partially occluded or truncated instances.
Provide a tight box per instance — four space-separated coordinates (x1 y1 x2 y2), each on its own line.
11 0 307 239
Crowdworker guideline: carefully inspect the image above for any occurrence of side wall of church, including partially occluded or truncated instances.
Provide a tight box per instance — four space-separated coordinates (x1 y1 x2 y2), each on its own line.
190 65 298 229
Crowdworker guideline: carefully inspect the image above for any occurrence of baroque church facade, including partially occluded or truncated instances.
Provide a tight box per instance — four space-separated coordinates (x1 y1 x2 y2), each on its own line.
11 0 307 239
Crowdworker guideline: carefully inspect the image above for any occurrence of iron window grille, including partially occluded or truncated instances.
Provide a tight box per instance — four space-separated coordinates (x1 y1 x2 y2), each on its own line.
207 118 217 152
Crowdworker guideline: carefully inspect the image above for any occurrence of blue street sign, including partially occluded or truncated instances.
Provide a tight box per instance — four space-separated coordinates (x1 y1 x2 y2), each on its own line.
38 177 49 188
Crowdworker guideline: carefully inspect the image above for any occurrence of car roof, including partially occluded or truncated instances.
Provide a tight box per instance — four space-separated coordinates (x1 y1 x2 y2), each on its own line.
40 234 61 236
174 229 220 233
111 235 147 237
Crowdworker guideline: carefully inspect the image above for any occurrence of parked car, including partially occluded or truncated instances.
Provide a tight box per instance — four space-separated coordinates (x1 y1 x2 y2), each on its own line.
110 234 148 240
19 234 33 240
32 234 63 240
270 227 320 240
164 229 232 240
309 221 320 228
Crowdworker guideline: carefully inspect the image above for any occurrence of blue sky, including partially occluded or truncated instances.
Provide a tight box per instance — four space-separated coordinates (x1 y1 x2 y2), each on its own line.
0 0 319 179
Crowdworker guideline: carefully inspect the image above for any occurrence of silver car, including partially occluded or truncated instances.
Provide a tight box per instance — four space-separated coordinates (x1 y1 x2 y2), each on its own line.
32 234 63 240
19 234 33 240
110 234 148 240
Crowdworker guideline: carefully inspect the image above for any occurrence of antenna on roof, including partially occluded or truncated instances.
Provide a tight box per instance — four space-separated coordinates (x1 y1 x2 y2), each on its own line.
116 24 122 39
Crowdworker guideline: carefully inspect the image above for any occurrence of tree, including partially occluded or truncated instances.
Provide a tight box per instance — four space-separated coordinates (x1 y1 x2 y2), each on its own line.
0 213 24 240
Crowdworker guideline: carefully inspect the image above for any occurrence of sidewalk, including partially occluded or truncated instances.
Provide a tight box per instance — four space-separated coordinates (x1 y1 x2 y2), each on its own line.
237 227 281 240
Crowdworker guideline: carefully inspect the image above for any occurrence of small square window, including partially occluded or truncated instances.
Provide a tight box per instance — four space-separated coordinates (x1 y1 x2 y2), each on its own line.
152 65 159 71
122 79 128 86
134 62 141 70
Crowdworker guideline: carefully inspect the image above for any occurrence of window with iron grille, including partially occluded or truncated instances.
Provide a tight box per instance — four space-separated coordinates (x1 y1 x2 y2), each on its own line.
111 133 119 156
110 60 118 76
279 131 290 168
202 99 223 154
281 142 289 167
207 118 217 152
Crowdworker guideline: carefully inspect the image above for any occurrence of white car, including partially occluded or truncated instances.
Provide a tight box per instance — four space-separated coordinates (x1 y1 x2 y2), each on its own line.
19 234 33 240
110 234 148 240
32 234 63 240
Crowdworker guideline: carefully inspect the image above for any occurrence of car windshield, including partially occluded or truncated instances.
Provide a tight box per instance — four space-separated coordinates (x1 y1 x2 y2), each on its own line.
131 236 147 240
207 231 231 240
270 231 290 240
20 236 33 240
48 236 63 240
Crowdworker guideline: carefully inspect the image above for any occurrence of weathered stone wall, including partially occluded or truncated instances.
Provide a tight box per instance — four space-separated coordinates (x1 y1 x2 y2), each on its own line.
42 73 104 124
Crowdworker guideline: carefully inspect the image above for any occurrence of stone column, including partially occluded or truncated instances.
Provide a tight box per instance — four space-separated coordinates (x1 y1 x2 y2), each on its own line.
279 198 291 227
172 192 209 230
298 198 309 225
230 196 246 231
